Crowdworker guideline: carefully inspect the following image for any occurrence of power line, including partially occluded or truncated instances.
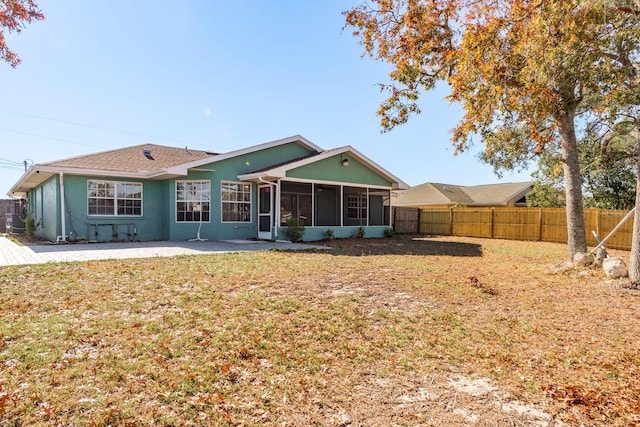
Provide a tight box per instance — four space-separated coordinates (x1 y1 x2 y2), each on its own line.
0 157 31 172
0 164 25 171
2 110 216 150
0 157 23 166
0 127 102 148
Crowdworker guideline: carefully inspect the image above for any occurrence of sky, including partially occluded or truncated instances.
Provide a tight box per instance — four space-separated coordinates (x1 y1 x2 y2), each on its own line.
0 0 534 197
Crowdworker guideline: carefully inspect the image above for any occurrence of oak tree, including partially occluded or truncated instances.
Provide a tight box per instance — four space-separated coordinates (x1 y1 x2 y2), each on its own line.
0 0 44 67
346 0 640 259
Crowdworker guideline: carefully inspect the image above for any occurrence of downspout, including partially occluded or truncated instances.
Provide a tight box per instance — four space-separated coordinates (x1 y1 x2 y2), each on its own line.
258 177 278 239
58 171 67 243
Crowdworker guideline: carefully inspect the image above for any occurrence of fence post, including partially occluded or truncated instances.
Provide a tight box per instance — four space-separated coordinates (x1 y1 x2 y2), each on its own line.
538 208 543 241
490 208 495 239
449 208 453 235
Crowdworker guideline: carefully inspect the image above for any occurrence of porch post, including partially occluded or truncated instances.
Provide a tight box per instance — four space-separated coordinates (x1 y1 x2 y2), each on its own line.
340 185 344 227
366 188 370 226
275 179 281 239
389 189 393 227
311 183 315 227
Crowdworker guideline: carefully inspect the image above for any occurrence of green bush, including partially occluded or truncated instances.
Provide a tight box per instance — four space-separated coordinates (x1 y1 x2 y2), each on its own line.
324 228 334 240
353 226 365 238
24 216 36 237
285 217 305 242
384 227 395 238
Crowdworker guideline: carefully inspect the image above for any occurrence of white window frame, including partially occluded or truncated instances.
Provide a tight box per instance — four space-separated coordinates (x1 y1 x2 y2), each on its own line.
221 180 252 223
347 195 368 220
176 180 211 223
87 180 143 217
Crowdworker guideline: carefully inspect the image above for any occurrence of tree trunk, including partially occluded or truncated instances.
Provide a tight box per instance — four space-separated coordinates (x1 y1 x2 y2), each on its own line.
557 113 588 260
629 133 640 285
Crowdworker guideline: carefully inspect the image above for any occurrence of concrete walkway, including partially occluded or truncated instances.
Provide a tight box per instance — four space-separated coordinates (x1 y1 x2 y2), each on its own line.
0 236 328 267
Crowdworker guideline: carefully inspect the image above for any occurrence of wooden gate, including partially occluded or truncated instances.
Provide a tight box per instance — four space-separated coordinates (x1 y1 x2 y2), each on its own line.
393 207 420 233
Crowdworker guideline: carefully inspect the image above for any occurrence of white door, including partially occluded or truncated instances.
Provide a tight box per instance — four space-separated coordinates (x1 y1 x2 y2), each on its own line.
257 185 273 240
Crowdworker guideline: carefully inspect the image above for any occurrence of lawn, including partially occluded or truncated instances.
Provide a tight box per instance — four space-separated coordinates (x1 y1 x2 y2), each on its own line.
1 235 639 426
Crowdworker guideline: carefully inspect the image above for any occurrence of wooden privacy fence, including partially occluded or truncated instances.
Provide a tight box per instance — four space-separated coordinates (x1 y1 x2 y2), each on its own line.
420 207 636 251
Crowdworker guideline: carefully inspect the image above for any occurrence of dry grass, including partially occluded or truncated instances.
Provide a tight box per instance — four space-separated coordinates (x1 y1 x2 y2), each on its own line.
1 235 639 426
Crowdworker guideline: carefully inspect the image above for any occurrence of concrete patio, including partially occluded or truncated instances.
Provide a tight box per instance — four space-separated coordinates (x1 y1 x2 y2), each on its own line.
0 236 327 267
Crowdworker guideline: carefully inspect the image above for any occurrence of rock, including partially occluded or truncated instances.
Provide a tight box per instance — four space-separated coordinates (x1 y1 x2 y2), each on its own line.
594 247 608 268
573 252 594 266
603 257 628 279
552 261 574 274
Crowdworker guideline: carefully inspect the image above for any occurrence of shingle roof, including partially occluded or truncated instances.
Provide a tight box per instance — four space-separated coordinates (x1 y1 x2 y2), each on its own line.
394 181 533 207
462 182 533 205
43 143 216 173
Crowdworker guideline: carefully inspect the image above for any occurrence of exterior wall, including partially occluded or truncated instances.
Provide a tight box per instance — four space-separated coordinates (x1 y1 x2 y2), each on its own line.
27 176 60 242
167 142 316 241
287 154 392 187
276 225 388 241
60 175 166 242
42 177 60 241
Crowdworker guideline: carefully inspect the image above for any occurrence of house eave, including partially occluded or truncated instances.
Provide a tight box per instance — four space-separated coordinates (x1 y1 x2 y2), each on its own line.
8 165 184 197
238 146 409 190
172 135 323 172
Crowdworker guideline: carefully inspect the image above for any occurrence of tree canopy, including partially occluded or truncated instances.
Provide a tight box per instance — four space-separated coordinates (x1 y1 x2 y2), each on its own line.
346 0 640 259
527 123 638 210
0 0 44 67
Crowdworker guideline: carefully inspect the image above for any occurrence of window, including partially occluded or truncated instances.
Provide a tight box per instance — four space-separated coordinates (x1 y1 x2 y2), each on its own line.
88 180 142 216
176 180 210 222
347 195 367 220
221 181 251 222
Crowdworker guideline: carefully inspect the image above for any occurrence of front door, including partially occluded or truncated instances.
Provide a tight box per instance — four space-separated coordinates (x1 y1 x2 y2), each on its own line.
257 185 273 240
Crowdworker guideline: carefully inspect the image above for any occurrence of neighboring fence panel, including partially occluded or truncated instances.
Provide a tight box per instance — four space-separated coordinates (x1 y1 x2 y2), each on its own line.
592 209 635 250
419 209 451 235
452 208 492 238
540 208 568 244
420 207 635 251
493 208 541 241
393 207 420 234
0 199 20 233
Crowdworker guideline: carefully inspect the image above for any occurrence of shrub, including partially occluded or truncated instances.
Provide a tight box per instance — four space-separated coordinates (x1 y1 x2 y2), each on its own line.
285 217 305 242
324 228 334 240
353 226 365 238
384 227 394 238
24 216 37 237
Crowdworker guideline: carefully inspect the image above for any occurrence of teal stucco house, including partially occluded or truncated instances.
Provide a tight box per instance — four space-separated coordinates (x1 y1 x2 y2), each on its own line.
8 135 408 242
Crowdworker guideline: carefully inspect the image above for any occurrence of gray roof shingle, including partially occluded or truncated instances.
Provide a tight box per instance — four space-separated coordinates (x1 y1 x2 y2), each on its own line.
43 143 216 173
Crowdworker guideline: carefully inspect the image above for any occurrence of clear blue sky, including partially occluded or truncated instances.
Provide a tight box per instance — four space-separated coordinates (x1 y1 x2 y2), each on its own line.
1 0 533 197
